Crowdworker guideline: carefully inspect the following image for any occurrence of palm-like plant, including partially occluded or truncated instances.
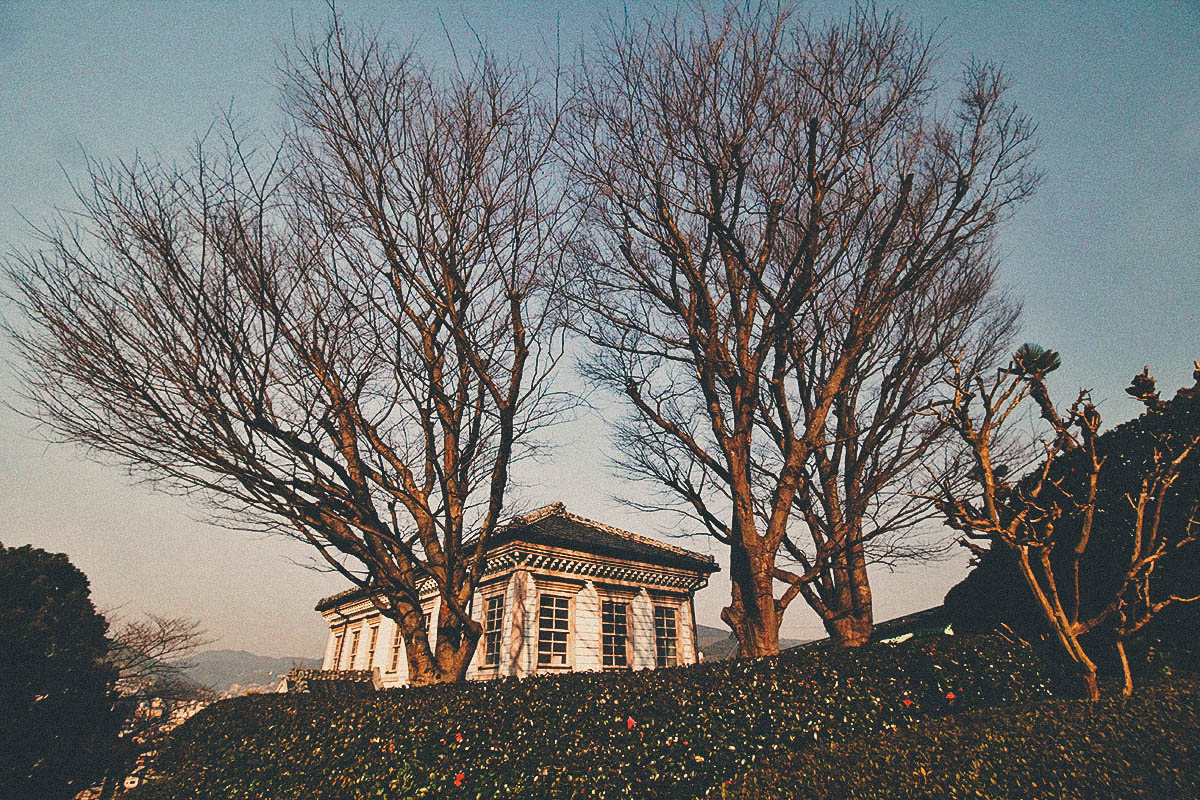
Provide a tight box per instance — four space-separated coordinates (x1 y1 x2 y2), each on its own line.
1010 343 1061 378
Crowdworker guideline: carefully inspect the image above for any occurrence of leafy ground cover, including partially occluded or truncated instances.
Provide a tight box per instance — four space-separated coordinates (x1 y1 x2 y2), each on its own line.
132 635 1051 800
724 676 1200 800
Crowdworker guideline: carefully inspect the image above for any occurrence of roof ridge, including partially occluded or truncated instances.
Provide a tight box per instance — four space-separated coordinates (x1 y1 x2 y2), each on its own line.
506 501 567 528
556 508 716 563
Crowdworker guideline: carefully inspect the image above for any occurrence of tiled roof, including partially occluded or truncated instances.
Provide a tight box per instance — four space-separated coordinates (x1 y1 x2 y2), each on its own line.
281 668 379 695
488 503 719 573
315 502 717 611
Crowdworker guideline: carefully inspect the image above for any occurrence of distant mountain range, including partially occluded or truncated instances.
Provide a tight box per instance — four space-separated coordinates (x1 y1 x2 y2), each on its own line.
186 625 803 695
185 649 320 696
694 623 807 660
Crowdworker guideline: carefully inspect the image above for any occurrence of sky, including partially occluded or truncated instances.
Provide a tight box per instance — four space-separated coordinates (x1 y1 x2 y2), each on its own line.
1 1 1197 658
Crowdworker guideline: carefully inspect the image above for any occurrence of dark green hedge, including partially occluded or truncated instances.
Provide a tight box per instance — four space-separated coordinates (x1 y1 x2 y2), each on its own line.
726 676 1200 800
135 635 1051 800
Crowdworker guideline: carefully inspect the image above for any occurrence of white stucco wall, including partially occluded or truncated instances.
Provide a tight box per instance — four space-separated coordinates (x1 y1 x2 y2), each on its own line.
573 581 602 672
629 589 656 670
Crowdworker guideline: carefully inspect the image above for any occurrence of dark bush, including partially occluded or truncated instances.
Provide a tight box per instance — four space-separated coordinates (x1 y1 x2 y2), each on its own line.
725 676 1200 799
134 635 1051 800
944 385 1200 662
0 543 121 800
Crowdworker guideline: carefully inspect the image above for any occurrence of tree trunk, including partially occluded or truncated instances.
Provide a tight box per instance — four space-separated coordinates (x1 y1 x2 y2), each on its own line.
822 535 874 646
722 543 781 656
1116 639 1134 698
825 608 874 647
402 607 482 686
433 619 481 683
97 770 116 800
1015 547 1101 700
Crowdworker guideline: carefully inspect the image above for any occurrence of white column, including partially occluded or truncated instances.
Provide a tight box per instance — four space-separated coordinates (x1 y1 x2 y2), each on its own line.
501 569 537 678
677 600 696 665
574 582 601 671
375 616 401 687
465 589 485 679
321 623 339 670
630 589 655 670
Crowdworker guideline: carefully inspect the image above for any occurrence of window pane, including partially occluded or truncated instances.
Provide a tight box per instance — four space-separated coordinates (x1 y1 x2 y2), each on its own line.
348 628 362 669
655 606 678 668
367 624 380 667
389 627 403 672
484 595 505 667
332 633 345 669
601 600 628 668
537 594 570 666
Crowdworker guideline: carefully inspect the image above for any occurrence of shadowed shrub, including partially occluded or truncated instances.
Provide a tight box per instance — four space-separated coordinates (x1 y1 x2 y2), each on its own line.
134 635 1051 800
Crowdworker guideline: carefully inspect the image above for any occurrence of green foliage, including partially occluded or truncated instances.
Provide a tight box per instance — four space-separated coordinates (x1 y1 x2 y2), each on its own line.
134 635 1050 800
724 676 1200 799
0 543 122 800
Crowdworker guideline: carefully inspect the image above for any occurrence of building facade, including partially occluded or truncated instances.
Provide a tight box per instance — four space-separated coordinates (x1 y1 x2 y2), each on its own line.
315 503 718 686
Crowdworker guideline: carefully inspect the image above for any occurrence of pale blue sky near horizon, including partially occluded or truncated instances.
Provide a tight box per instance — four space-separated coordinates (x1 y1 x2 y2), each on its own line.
1 1 1197 657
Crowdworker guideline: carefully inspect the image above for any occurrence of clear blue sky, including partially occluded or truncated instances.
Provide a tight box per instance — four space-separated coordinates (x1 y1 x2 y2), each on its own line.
1 1 1197 657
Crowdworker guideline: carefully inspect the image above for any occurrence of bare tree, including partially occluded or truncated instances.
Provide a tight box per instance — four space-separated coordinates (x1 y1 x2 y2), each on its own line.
565 4 1036 653
930 346 1200 698
99 615 212 799
3 21 572 685
108 614 211 703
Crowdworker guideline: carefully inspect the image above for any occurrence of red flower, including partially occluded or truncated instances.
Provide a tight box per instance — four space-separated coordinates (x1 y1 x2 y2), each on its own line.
454 772 465 788
455 732 464 743
902 698 913 707
626 716 636 730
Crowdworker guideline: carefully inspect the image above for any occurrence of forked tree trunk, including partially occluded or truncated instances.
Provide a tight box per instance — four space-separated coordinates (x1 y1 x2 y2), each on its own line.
722 543 782 657
823 537 875 646
1015 548 1101 700
400 610 482 686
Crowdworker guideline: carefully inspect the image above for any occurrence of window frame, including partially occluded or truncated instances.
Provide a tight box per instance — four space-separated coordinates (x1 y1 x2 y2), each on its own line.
366 622 380 669
654 605 679 668
387 626 403 673
482 594 505 669
601 599 630 670
347 626 362 669
536 593 571 668
331 630 346 670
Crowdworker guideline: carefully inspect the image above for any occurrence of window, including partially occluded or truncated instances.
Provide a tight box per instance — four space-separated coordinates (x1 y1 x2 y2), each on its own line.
483 595 505 668
388 627 403 672
348 627 362 669
537 594 570 666
366 624 380 668
601 600 629 669
332 632 345 670
654 606 679 667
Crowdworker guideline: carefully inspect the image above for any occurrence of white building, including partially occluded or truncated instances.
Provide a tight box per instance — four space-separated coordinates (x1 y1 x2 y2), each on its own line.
315 503 718 686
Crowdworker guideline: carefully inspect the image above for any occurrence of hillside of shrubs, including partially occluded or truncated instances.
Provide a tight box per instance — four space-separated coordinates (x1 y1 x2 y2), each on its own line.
133 635 1053 800
726 675 1200 800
